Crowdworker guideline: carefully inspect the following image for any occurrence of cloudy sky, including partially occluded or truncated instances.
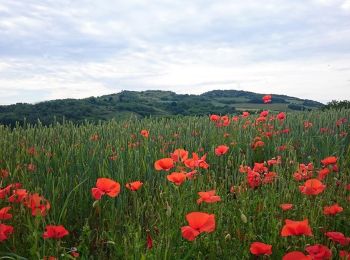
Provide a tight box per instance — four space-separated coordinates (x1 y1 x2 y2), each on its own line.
0 0 350 105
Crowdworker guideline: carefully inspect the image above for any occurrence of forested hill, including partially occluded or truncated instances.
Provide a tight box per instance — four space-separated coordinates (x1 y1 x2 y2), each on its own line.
0 89 323 126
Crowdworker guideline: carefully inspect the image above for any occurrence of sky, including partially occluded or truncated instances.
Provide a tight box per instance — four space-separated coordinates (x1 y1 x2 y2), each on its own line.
0 0 350 105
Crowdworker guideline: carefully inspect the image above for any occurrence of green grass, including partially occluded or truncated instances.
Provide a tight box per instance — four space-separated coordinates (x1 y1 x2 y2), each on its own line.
0 109 349 259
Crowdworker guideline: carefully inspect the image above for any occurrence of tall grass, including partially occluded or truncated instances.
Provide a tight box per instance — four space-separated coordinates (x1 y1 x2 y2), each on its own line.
0 109 349 259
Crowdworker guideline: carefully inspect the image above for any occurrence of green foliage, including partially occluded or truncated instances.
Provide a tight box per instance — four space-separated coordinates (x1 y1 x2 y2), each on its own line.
0 109 349 258
322 100 350 111
0 90 324 126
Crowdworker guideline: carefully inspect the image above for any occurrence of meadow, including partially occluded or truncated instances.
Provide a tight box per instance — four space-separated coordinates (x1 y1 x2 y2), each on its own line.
0 107 349 259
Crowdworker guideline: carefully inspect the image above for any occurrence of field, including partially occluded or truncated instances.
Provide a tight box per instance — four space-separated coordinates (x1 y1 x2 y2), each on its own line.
0 108 349 259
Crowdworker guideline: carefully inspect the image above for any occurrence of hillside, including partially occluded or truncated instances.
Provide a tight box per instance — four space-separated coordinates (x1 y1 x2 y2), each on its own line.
0 90 323 126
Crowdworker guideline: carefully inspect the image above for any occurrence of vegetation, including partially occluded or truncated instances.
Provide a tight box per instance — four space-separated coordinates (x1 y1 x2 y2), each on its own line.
0 108 349 259
323 100 350 111
0 90 323 126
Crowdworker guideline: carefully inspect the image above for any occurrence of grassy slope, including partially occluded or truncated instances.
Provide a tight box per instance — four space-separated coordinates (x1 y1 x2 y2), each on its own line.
0 89 323 126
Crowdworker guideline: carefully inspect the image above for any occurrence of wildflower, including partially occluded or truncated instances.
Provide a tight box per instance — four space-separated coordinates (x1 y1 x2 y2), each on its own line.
323 204 343 216
140 130 149 138
325 232 350 246
91 178 121 200
209 114 220 121
146 231 153 249
215 145 229 156
321 156 337 166
0 169 9 178
232 116 239 122
247 170 261 189
181 212 215 241
277 112 286 121
262 172 277 184
281 219 312 237
197 190 221 204
8 189 28 203
242 112 250 118
318 168 331 180
27 163 36 172
154 158 174 171
0 207 12 220
171 149 188 162
280 204 293 211
90 134 99 141
125 181 143 191
340 250 350 259
167 172 186 186
262 95 272 104
250 242 272 256
184 153 209 169
260 110 269 117
283 251 311 260
0 223 14 242
299 179 326 195
43 225 69 239
305 244 332 260
25 193 51 216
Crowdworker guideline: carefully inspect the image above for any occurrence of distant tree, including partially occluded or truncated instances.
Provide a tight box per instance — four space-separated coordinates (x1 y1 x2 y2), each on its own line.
322 100 350 110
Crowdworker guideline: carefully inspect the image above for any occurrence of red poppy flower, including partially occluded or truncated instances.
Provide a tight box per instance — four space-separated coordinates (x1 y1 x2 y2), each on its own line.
140 130 149 138
321 156 337 166
260 110 269 117
154 158 174 171
0 169 9 178
209 114 220 121
253 163 268 173
184 153 209 169
25 193 51 216
27 163 36 172
262 95 272 104
167 172 186 186
197 190 221 204
0 184 20 199
215 145 229 156
0 223 14 242
43 225 69 239
318 168 331 180
146 231 153 249
283 251 311 260
0 207 12 220
8 189 28 203
299 179 326 195
217 115 230 127
305 244 332 260
262 172 277 184
247 170 261 189
242 111 250 118
181 212 215 241
232 116 239 122
323 204 343 216
325 232 350 246
250 242 272 255
277 112 286 121
91 178 121 200
125 181 143 191
281 219 313 237
340 250 350 259
185 170 198 179
280 204 293 211
171 149 189 162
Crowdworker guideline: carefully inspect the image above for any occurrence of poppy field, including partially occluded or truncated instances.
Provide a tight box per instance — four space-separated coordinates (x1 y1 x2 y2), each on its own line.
0 107 349 259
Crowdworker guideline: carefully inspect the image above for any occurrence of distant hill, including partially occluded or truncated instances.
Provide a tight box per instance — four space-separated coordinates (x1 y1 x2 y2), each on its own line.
0 89 323 126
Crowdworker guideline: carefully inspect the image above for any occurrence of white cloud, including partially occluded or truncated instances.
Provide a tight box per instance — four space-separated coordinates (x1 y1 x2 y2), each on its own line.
341 0 350 9
0 0 349 104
